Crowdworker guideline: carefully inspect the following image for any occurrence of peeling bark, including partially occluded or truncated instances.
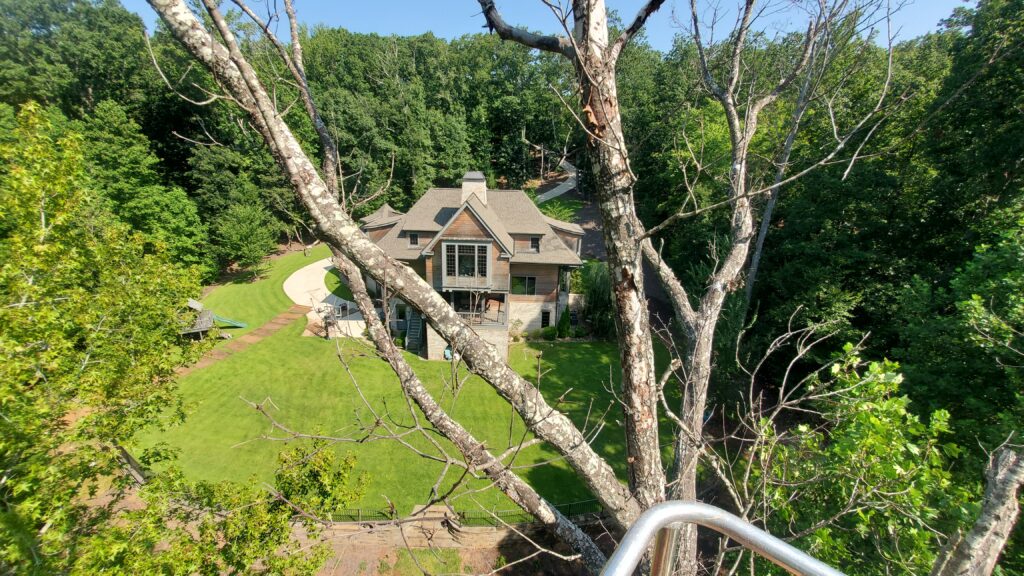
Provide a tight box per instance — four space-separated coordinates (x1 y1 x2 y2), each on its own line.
333 252 607 573
570 0 666 511
931 447 1024 576
477 0 668 512
148 0 640 532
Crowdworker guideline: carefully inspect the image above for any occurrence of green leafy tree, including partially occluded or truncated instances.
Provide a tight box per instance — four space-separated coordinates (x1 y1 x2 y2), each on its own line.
1 103 349 575
580 261 615 338
214 202 280 277
73 440 366 574
0 0 151 114
79 100 211 274
898 218 1024 464
275 439 368 518
718 349 971 574
0 104 202 571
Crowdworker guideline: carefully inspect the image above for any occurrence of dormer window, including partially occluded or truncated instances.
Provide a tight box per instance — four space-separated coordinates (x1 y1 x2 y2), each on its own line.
530 237 541 252
409 232 419 246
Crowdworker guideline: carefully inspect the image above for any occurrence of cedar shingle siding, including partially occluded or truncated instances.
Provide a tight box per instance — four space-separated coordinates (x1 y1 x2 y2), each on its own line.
442 210 490 240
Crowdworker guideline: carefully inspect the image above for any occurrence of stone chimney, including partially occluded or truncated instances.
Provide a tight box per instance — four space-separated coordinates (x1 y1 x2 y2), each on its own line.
461 171 487 205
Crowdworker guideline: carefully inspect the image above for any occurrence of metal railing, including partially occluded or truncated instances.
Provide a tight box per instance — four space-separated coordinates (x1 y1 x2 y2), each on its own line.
456 309 507 326
442 275 492 289
601 502 844 576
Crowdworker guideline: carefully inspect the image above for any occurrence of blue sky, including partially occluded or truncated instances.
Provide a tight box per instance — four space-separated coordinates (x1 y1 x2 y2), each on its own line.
122 0 974 52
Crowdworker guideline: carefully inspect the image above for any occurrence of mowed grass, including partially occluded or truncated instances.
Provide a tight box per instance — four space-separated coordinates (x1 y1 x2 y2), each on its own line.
135 321 633 513
138 248 675 515
325 267 355 301
201 244 331 337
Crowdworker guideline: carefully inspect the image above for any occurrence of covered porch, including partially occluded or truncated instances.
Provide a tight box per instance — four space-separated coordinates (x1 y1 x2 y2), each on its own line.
444 289 507 326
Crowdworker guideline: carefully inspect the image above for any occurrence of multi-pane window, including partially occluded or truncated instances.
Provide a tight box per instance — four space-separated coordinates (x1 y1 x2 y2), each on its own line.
444 243 488 279
458 245 475 276
530 236 541 252
409 232 419 246
510 276 537 295
476 247 487 277
446 248 456 277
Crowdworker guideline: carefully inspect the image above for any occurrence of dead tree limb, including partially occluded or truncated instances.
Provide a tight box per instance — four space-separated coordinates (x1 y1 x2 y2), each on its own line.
332 252 607 573
148 0 640 533
931 446 1024 576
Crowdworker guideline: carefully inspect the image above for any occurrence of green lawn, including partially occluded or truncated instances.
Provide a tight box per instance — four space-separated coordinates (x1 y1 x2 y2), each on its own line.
138 248 674 516
537 197 584 222
136 321 632 513
325 267 355 301
201 245 331 337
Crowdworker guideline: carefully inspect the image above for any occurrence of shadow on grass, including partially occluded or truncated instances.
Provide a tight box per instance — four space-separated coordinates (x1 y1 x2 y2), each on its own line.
326 267 355 301
515 340 679 504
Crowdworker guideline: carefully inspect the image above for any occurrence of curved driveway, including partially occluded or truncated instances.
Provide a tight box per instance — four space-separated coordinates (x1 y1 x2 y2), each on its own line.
282 257 361 331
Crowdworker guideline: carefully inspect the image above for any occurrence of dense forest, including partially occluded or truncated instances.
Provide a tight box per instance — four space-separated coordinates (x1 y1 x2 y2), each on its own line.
1 0 1022 573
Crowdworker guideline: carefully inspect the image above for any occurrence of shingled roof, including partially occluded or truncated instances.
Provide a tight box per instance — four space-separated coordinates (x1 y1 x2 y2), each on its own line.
420 194 515 256
360 203 403 227
363 174 583 266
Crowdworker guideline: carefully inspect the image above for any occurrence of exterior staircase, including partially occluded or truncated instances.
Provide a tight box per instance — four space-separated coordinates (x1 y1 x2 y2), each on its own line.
406 310 423 353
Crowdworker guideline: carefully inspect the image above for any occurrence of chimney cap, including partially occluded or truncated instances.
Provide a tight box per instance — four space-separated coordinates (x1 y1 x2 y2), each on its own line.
463 171 486 182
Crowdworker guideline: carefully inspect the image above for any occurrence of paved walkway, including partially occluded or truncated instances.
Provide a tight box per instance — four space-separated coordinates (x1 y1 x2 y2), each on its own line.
283 258 348 311
177 303 311 376
282 257 365 337
535 159 577 203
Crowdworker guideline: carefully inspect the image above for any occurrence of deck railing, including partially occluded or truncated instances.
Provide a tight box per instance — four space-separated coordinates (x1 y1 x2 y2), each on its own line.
456 310 506 326
442 275 492 290
440 275 511 291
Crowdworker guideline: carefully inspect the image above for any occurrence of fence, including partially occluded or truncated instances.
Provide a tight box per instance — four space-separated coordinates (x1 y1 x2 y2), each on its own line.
328 499 603 527
329 508 398 523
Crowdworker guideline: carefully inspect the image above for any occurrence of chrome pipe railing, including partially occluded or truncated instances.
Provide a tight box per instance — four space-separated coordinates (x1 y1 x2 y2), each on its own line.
601 502 845 576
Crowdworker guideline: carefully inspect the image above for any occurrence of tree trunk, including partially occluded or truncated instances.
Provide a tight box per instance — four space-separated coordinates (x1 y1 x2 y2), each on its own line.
931 447 1024 576
149 0 642 531
572 0 665 511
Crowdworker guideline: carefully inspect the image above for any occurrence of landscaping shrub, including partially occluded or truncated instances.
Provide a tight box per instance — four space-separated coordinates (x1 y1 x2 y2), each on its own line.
570 265 585 293
510 319 524 341
556 308 571 338
581 261 615 338
541 326 557 341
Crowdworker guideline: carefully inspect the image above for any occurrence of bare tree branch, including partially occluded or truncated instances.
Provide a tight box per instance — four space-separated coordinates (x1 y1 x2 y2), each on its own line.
148 0 641 535
476 0 575 57
608 0 666 63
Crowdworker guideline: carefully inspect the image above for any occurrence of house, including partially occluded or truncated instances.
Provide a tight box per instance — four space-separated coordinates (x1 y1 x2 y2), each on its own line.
360 171 583 360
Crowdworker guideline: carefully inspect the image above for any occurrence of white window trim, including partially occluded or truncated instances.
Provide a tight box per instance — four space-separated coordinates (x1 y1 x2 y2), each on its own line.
442 241 491 285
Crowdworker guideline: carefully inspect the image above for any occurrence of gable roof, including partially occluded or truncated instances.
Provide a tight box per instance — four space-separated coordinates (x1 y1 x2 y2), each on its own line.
360 203 404 227
374 220 425 260
544 215 585 235
366 184 582 266
420 195 514 256
510 230 580 265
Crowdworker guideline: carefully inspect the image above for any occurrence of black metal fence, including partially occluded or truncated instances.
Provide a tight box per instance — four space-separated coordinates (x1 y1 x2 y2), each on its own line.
329 508 398 523
328 499 603 527
459 499 603 527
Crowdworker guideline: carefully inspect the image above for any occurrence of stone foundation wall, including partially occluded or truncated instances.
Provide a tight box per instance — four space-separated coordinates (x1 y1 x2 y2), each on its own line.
425 323 447 360
507 297 557 334
424 322 509 362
